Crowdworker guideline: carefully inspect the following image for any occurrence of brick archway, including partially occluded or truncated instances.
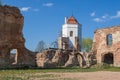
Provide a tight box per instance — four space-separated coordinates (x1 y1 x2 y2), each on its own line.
103 53 113 64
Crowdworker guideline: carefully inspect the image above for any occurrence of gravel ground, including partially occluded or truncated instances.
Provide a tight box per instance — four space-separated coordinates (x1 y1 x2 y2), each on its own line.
36 71 120 80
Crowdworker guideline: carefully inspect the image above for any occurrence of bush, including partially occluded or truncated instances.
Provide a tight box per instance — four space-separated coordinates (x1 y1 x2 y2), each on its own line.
92 63 111 69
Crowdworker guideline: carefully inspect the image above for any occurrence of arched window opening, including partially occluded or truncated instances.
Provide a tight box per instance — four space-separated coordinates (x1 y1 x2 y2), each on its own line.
10 49 18 64
107 34 112 46
70 31 73 37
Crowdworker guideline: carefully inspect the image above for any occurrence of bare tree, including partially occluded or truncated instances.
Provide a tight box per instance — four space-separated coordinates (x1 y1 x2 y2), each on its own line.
50 40 58 49
35 40 46 52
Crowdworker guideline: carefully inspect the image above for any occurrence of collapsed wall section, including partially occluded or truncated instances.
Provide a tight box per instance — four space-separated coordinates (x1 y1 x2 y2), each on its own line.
0 5 35 68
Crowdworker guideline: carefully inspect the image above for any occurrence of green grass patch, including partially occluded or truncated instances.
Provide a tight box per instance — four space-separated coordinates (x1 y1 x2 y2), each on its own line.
0 67 120 80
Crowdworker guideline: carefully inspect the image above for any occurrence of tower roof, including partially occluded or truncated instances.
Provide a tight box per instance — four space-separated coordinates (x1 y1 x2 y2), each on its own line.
67 16 79 24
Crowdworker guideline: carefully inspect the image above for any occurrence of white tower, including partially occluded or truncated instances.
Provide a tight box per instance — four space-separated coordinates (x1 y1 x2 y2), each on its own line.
58 16 82 50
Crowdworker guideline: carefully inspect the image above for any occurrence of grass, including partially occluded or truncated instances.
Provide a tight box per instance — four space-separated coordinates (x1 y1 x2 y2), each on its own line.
0 69 72 80
0 67 120 80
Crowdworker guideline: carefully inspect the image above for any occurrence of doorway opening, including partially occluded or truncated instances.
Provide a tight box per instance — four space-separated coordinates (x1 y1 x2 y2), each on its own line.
10 49 18 64
103 53 113 64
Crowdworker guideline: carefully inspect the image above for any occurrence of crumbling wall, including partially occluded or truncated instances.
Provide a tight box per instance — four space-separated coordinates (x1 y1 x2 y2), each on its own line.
92 25 120 67
36 49 92 68
0 5 36 68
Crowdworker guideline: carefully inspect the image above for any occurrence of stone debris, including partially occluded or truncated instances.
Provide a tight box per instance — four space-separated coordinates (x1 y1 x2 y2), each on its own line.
36 49 93 68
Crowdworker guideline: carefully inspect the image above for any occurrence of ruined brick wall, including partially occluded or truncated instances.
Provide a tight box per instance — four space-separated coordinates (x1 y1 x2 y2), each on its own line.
0 5 36 68
58 37 69 50
58 37 80 50
0 5 24 44
92 25 120 67
36 49 92 68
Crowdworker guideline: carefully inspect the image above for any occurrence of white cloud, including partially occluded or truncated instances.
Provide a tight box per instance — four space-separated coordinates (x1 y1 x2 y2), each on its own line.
102 15 107 19
90 12 95 17
92 11 120 22
102 14 108 19
93 13 110 22
20 7 31 12
111 11 120 19
33 9 39 12
20 7 40 12
43 3 54 7
93 18 104 22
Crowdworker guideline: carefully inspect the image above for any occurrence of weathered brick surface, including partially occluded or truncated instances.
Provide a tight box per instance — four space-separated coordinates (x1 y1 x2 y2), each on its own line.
0 5 36 68
92 25 120 67
36 49 93 68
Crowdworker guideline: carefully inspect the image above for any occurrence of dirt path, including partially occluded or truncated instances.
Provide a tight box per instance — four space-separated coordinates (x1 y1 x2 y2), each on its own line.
37 71 120 80
61 71 120 80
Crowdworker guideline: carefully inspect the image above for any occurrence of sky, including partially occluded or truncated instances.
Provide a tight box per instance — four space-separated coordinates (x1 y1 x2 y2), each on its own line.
2 0 120 51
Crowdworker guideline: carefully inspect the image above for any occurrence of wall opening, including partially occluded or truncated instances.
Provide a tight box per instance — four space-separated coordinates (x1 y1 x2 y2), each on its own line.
107 34 112 46
70 31 73 37
103 53 113 64
0 19 1 24
10 49 18 64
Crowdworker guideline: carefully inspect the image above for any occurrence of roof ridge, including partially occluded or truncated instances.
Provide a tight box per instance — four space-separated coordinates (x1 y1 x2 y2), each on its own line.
67 16 79 24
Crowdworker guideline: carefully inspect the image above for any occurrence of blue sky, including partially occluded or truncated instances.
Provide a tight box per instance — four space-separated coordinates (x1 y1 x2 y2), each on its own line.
2 0 120 51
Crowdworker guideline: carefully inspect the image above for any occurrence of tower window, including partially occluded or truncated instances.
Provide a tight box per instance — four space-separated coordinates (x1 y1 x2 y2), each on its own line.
70 31 73 37
107 34 112 46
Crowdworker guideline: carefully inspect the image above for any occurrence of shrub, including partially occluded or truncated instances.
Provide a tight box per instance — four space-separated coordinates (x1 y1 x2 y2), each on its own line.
92 63 111 69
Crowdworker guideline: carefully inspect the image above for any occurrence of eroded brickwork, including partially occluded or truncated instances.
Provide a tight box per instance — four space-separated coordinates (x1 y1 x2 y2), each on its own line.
0 5 36 68
92 25 120 67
